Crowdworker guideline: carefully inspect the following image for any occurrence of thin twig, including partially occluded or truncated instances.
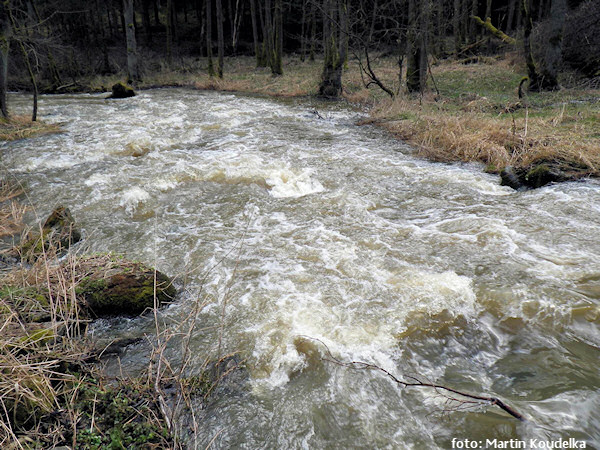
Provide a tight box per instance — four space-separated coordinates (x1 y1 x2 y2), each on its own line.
300 336 525 421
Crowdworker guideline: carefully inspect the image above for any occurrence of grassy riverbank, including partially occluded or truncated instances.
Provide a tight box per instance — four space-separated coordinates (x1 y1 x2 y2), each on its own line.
0 177 229 447
75 53 600 184
6 54 598 183
0 116 62 142
0 179 166 447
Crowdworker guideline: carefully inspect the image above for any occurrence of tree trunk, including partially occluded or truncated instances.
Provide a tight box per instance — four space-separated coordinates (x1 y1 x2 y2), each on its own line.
506 0 516 33
309 0 317 61
250 0 261 66
232 0 243 52
272 0 283 75
300 0 307 61
216 0 225 78
453 0 463 55
0 2 11 119
468 0 479 42
539 0 566 90
207 0 215 75
264 0 273 68
339 0 348 68
153 0 161 25
142 0 152 44
419 0 430 90
406 0 422 92
123 0 140 83
167 0 173 64
319 0 342 98
522 0 542 91
257 0 268 66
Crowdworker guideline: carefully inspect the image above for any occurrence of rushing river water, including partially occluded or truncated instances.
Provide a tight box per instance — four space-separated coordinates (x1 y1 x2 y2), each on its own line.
2 90 599 448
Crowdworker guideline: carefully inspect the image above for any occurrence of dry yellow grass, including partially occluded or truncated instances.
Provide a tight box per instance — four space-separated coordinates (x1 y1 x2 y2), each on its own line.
369 57 600 177
0 115 62 142
372 98 600 175
0 179 26 239
46 53 600 179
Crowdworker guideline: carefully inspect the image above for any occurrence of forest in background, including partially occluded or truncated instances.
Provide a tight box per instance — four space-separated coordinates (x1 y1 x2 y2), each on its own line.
1 2 600 448
1 0 599 103
1 0 600 186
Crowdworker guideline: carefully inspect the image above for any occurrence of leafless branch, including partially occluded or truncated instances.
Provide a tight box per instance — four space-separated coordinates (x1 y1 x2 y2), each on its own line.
299 336 525 422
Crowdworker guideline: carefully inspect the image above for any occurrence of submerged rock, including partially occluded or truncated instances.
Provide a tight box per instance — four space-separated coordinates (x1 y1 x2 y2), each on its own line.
18 206 82 261
108 82 136 99
76 255 176 317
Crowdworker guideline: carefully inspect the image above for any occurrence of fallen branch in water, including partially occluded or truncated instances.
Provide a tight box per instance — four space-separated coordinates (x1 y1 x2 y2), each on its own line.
301 336 525 422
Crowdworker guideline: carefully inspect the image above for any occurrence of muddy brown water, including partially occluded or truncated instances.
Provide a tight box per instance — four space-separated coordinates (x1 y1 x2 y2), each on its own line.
2 90 599 448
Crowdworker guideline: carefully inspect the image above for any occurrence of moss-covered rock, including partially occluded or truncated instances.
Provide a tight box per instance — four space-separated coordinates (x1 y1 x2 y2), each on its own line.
108 81 136 99
76 257 176 316
18 206 81 261
524 163 567 188
500 162 570 190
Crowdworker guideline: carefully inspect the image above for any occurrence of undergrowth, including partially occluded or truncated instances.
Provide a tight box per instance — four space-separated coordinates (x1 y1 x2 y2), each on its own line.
0 175 237 448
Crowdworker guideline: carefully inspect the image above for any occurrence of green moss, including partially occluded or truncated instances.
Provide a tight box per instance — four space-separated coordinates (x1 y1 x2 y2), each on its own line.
19 327 55 346
72 379 171 449
0 285 50 322
109 82 136 99
77 267 175 316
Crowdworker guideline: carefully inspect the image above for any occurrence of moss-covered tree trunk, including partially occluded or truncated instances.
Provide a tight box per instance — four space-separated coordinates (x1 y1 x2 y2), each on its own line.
123 0 140 84
523 0 542 91
318 0 343 98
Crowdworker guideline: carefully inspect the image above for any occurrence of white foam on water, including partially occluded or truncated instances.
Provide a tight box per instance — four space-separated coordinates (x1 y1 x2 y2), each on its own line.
245 264 477 390
84 173 111 186
266 168 325 198
119 186 150 214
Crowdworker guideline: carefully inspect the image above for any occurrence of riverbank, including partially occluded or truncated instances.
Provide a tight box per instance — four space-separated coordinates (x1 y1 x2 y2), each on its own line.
0 115 62 141
44 53 598 188
0 177 227 447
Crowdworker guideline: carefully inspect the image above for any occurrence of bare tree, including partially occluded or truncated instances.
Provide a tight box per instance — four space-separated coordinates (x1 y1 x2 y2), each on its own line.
207 0 216 76
319 0 343 97
249 0 261 66
272 0 283 75
0 0 11 118
538 0 566 90
216 0 224 78
123 0 140 83
7 2 39 121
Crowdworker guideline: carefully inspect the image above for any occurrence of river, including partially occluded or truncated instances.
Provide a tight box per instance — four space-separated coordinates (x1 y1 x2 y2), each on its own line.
2 89 599 448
